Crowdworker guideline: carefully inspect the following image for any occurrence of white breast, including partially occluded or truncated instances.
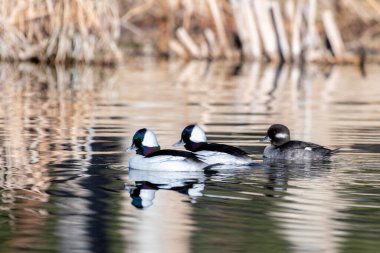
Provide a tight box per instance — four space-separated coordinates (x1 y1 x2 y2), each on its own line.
129 155 207 171
195 150 252 165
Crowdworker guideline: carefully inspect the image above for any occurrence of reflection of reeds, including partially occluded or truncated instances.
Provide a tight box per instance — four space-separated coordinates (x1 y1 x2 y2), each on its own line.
122 0 380 63
0 63 116 250
0 0 121 64
0 63 116 177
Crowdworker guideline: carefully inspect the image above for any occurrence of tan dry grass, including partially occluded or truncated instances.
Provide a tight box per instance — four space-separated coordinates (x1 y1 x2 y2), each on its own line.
121 0 380 63
0 0 121 64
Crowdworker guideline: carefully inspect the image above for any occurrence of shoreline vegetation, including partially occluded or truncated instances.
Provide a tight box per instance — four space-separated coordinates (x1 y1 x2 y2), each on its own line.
0 0 121 64
0 0 379 65
121 0 380 64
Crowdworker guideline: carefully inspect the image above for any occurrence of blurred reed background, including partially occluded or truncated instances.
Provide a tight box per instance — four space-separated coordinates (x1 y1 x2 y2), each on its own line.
0 0 121 64
0 1 379 252
121 0 380 63
0 0 379 64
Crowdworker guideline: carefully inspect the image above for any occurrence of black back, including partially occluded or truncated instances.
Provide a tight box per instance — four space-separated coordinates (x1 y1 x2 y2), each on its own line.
193 143 248 157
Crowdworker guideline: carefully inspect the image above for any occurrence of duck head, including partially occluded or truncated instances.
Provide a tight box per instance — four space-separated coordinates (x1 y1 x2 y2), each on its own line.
173 124 207 151
261 124 291 147
127 128 160 156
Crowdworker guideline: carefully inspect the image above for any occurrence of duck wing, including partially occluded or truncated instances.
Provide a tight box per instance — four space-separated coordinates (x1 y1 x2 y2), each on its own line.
194 143 248 156
280 141 334 155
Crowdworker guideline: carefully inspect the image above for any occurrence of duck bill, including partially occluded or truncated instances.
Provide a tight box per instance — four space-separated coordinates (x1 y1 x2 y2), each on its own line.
126 143 136 152
173 139 185 147
260 135 271 142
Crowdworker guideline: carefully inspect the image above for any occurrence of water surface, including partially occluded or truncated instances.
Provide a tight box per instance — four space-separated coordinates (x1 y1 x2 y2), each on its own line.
0 61 379 253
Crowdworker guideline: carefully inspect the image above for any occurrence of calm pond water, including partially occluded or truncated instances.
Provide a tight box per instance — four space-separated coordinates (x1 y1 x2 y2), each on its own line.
0 60 379 253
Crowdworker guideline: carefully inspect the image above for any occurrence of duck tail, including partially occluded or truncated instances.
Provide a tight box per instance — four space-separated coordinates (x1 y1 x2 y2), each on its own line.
330 148 341 154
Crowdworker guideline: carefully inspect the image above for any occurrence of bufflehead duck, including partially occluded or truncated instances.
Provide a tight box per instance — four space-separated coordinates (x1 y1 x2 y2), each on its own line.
262 124 339 160
127 128 208 171
174 124 253 165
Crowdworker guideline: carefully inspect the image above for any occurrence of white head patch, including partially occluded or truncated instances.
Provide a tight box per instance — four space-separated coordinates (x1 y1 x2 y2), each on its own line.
275 133 288 139
190 125 207 143
142 129 159 147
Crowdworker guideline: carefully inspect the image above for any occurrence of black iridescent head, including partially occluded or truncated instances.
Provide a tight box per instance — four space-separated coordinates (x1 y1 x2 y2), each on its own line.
266 124 291 147
128 128 160 156
181 124 196 144
174 124 207 151
131 128 147 150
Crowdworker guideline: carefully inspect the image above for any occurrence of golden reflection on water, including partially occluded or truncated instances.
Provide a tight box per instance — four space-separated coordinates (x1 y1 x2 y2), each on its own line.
269 166 349 253
123 190 194 253
0 60 379 252
0 63 115 251
168 61 380 147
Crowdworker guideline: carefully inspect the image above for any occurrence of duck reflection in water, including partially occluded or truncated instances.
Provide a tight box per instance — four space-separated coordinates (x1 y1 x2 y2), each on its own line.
262 159 333 198
127 182 158 209
125 169 205 209
262 159 348 253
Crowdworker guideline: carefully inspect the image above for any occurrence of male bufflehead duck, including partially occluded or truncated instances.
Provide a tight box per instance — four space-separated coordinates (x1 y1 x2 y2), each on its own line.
174 124 253 165
127 128 208 171
262 124 339 160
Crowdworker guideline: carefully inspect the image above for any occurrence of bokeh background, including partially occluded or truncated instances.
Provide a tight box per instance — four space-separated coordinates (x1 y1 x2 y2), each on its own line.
0 1 380 253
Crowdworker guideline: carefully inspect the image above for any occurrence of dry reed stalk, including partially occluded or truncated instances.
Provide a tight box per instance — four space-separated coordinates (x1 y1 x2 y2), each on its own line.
253 0 278 61
229 0 245 48
169 39 189 59
0 0 121 64
204 28 221 58
271 1 290 61
243 0 262 59
230 0 261 60
207 0 233 59
322 10 346 61
176 27 201 58
304 0 322 61
291 0 304 60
